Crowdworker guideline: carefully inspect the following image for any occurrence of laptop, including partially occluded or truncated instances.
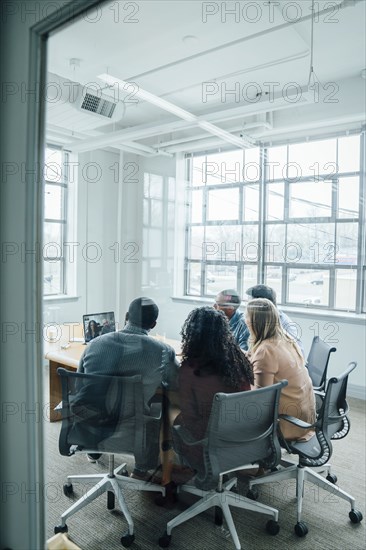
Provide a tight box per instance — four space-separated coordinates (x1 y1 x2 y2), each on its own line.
82 311 116 343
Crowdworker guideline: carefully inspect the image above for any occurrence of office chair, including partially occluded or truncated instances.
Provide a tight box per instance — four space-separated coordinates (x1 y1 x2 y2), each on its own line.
306 336 336 402
248 362 363 537
306 336 351 438
54 368 165 547
158 380 288 550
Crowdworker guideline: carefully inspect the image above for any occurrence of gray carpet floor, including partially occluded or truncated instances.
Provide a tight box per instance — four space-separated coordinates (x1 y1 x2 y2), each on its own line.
45 397 366 550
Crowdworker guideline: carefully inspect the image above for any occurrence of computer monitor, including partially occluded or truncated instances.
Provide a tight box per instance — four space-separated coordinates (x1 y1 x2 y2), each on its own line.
82 311 116 343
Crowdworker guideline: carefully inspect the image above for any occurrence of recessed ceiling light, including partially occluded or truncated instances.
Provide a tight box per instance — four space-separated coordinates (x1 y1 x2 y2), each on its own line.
182 35 198 44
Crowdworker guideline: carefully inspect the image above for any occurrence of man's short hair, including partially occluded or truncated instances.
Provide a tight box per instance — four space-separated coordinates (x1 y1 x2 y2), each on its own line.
246 285 277 306
216 289 241 308
128 297 159 329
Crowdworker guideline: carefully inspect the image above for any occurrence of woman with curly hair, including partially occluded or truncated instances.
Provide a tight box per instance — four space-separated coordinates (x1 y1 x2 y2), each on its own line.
174 306 254 470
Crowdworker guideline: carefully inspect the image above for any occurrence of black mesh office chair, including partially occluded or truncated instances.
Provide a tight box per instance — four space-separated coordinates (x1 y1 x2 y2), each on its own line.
54 368 165 547
306 336 351 438
306 336 336 395
158 380 288 550
248 362 363 537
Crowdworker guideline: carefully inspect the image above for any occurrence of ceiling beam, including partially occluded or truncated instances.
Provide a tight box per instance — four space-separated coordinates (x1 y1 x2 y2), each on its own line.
68 119 197 152
98 74 254 150
68 86 308 153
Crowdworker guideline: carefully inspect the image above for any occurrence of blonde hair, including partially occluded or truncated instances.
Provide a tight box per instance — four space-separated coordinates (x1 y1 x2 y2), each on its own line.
246 298 302 358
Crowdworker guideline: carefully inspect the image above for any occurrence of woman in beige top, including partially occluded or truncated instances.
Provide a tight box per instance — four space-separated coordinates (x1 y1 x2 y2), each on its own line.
246 298 316 441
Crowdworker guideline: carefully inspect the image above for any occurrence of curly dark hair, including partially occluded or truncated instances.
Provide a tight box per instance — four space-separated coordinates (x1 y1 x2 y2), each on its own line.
180 306 254 388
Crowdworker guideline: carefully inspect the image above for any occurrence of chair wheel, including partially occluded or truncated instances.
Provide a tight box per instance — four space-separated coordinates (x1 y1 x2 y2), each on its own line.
294 521 308 537
63 483 73 497
158 531 171 548
120 469 129 477
349 509 363 523
54 524 68 534
121 532 135 547
266 520 280 535
107 490 115 510
326 473 337 484
247 487 259 500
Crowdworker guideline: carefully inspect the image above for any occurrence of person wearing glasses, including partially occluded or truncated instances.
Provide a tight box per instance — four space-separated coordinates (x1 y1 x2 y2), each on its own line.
214 289 249 350
215 286 305 356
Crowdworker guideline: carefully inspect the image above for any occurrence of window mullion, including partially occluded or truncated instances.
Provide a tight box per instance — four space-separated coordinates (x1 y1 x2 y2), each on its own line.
44 145 69 296
355 128 366 313
282 145 290 303
201 159 207 295
258 147 266 284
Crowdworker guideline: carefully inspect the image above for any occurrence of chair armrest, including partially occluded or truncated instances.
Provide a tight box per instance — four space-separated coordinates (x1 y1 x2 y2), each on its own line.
149 402 162 419
148 394 163 419
314 389 325 399
279 414 315 430
173 425 208 447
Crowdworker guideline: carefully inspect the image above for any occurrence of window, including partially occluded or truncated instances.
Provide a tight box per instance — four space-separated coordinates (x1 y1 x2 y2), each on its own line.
184 132 365 313
142 172 175 289
43 146 69 296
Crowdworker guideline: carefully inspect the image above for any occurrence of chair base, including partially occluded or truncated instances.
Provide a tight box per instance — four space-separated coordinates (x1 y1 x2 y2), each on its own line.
279 457 332 476
56 461 165 537
160 477 279 550
249 462 356 528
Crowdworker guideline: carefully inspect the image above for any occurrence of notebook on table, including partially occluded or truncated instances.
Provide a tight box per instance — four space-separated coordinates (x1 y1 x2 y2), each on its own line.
82 311 116 343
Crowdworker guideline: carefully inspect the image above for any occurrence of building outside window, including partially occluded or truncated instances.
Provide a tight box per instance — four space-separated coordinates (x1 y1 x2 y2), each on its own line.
184 132 365 313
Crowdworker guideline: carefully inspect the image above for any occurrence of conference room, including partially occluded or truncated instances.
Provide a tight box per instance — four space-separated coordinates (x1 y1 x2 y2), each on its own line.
1 1 365 549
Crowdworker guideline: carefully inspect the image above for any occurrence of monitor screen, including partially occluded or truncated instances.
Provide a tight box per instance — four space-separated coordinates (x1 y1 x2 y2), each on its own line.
82 311 116 342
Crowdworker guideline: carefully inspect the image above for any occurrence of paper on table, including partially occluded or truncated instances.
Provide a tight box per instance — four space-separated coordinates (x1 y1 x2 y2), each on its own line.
155 333 166 342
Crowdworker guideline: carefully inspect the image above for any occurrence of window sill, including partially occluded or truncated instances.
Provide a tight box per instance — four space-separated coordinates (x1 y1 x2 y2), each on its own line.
171 296 366 325
43 294 80 302
278 304 366 324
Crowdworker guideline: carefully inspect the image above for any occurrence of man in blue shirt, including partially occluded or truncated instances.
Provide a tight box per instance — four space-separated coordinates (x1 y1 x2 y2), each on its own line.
215 286 305 356
214 289 249 350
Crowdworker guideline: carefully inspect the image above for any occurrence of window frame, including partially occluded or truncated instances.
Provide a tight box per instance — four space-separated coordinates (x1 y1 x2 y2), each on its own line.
43 145 69 297
184 129 365 314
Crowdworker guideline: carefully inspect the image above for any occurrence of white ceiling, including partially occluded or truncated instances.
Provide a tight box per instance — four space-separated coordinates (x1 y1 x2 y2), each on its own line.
46 0 366 155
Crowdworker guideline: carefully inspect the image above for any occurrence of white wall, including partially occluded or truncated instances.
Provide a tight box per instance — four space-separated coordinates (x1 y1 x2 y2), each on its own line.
290 310 365 397
81 149 120 313
115 152 144 321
